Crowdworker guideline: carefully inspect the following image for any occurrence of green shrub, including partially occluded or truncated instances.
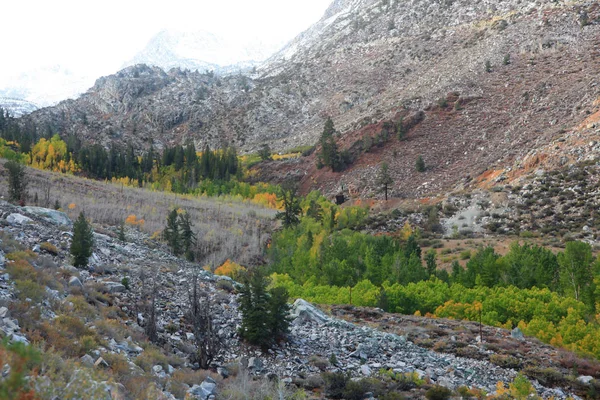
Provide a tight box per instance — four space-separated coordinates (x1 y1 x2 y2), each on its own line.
425 385 453 400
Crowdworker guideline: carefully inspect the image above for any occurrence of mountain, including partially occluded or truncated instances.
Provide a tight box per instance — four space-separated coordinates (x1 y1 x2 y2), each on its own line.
22 0 600 198
0 97 38 117
125 29 285 74
0 65 96 108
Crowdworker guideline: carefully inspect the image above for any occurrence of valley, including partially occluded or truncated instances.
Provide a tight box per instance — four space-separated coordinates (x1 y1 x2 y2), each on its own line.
1 0 600 398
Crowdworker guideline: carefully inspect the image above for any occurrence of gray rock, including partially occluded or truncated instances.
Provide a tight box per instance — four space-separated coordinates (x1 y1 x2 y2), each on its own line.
188 377 217 400
291 299 330 325
152 365 163 374
22 206 72 226
103 282 126 293
0 307 8 318
217 366 229 378
248 357 263 371
577 375 594 384
7 214 33 225
80 354 95 367
511 327 524 341
360 365 372 376
68 276 83 288
186 332 195 341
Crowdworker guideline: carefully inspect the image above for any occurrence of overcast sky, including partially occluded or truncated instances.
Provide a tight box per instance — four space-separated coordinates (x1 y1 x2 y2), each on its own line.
3 0 331 78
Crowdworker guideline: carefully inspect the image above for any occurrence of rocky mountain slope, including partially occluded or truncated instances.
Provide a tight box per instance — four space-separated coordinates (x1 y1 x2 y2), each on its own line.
1 199 598 398
0 97 38 117
21 0 600 200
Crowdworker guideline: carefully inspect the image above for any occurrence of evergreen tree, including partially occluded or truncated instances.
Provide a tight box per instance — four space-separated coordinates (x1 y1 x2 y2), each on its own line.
4 160 27 204
416 155 426 172
376 162 393 201
306 199 323 222
396 117 405 141
164 209 182 256
118 222 126 242
179 212 197 261
268 286 292 340
318 117 340 171
70 212 94 268
258 144 272 161
425 249 437 276
238 269 272 348
276 188 302 227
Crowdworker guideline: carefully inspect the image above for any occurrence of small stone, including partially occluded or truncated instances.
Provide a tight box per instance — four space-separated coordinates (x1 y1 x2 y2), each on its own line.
217 367 229 378
0 307 8 318
186 332 195 341
68 276 83 288
94 357 109 368
577 375 594 384
248 357 263 371
80 354 95 367
152 365 163 374
360 365 372 376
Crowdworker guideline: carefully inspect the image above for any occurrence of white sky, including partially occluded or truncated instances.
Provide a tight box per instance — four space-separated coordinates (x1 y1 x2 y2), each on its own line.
3 0 331 79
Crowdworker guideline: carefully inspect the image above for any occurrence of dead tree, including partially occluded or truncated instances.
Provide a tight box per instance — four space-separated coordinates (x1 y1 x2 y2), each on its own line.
145 278 159 343
187 268 220 369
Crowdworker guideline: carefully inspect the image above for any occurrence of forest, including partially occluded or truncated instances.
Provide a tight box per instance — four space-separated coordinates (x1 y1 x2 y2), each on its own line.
265 191 600 360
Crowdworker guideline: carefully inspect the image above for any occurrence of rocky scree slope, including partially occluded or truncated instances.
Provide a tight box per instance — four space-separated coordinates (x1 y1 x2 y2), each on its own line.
0 200 595 398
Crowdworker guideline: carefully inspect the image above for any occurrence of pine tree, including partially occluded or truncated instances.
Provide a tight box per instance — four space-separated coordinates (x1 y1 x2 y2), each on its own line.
268 286 292 340
179 212 196 261
238 269 291 348
118 222 126 242
70 212 94 268
318 117 340 171
276 188 302 227
164 209 181 256
376 162 393 201
425 249 437 276
4 160 27 204
258 144 272 161
396 117 405 141
416 155 426 172
238 269 271 348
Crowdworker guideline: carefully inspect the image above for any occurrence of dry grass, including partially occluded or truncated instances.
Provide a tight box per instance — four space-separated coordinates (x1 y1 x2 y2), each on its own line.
0 163 276 268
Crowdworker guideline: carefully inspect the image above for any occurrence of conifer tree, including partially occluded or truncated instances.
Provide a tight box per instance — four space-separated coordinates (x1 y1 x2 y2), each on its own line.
4 160 27 204
164 209 181 256
238 269 271 347
70 211 94 268
376 162 393 201
318 117 340 171
179 212 196 261
276 188 302 228
416 155 426 172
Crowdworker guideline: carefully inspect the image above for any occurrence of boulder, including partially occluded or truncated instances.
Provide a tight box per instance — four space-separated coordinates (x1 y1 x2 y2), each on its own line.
577 375 594 385
103 282 126 293
7 213 32 225
248 357 264 371
511 327 524 341
187 377 217 400
291 299 330 325
22 206 72 226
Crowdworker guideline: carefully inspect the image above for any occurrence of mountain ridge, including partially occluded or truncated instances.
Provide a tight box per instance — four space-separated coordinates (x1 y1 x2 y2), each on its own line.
20 0 600 199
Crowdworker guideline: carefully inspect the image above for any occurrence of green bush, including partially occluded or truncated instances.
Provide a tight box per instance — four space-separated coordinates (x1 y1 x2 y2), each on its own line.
425 385 453 400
